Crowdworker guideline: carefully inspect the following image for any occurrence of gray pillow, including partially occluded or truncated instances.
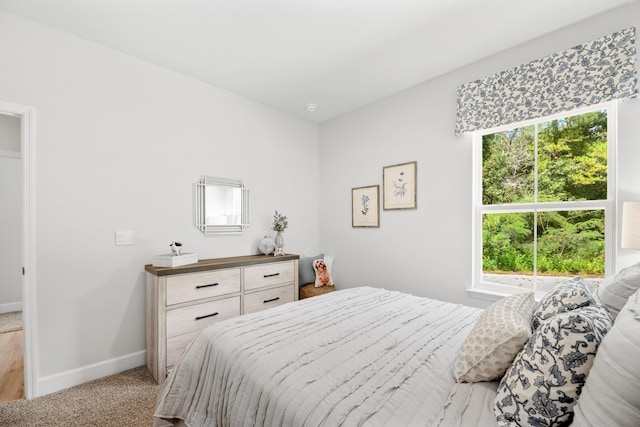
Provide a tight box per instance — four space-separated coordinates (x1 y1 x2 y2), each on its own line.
572 289 640 426
299 254 324 287
596 261 640 319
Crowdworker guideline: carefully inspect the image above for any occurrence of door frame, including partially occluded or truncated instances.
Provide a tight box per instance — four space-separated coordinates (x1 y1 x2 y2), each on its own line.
0 100 37 399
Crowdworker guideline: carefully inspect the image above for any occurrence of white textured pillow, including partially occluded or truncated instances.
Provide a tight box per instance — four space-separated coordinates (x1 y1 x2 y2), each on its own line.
572 290 640 426
495 304 613 426
596 261 640 319
324 255 335 280
453 292 535 383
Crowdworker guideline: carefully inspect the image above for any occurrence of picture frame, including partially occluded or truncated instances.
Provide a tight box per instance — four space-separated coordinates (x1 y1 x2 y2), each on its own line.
383 161 417 210
352 185 380 228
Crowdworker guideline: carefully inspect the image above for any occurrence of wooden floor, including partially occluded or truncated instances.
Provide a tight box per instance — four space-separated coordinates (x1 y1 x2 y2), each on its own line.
0 329 24 403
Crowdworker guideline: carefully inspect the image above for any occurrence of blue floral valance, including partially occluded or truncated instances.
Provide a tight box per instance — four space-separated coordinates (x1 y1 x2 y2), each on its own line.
455 27 637 135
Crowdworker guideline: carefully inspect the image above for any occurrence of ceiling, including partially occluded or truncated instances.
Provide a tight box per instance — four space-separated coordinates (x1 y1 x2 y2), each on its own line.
0 0 633 123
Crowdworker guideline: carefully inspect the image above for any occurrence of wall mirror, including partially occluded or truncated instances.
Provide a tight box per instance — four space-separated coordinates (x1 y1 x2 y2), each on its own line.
194 176 250 235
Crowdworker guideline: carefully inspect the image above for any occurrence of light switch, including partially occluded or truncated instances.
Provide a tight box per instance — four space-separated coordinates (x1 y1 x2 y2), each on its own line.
115 230 134 246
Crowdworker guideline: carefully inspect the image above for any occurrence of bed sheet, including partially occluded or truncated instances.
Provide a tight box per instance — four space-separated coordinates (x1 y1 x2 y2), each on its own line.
154 287 498 427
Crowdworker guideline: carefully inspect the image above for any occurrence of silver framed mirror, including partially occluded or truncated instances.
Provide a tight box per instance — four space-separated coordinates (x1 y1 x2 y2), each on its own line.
194 176 250 235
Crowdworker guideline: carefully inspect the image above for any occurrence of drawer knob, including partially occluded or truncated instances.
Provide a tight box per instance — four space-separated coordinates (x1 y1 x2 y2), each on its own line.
263 297 280 304
263 273 280 278
195 312 219 321
196 283 219 289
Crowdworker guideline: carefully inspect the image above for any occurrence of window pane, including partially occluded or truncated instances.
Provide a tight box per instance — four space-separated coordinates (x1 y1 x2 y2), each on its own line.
482 126 535 205
482 212 534 290
538 111 607 202
482 210 605 292
536 210 605 292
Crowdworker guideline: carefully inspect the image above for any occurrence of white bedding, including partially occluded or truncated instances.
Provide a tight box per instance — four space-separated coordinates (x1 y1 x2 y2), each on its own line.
154 287 499 427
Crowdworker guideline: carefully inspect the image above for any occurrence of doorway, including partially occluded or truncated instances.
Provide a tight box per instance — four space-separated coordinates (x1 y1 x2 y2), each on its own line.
0 100 36 400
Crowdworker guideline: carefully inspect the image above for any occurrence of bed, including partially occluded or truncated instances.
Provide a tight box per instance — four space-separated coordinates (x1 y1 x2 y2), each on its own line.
153 287 500 426
154 276 640 427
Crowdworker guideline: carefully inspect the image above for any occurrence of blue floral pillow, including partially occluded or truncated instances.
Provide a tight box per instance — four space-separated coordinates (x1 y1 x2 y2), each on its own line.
532 276 595 329
494 304 613 427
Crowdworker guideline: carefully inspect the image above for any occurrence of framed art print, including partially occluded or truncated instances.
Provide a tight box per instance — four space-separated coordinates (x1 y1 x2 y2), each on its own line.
352 185 379 227
383 161 417 210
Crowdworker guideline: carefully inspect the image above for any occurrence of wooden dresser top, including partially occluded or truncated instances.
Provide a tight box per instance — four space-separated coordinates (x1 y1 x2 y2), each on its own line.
145 254 299 276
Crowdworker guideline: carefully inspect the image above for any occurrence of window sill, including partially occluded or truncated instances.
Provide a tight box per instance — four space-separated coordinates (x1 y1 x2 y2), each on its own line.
467 285 546 303
466 288 511 302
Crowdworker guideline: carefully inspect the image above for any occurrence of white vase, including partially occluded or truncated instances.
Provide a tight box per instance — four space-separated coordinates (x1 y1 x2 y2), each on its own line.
274 231 284 247
274 231 285 256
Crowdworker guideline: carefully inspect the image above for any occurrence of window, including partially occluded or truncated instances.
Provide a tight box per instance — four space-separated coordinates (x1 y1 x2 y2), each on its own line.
473 103 616 297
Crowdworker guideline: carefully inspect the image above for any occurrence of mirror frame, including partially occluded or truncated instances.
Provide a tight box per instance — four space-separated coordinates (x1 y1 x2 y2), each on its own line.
194 176 250 235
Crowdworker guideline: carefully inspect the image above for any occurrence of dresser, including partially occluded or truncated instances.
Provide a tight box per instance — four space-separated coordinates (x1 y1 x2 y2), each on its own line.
145 254 299 383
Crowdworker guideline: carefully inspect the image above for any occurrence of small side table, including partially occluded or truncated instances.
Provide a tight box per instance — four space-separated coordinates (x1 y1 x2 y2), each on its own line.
300 284 336 299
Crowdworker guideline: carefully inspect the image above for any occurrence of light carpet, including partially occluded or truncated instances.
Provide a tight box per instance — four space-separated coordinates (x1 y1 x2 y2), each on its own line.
0 312 22 334
0 366 160 427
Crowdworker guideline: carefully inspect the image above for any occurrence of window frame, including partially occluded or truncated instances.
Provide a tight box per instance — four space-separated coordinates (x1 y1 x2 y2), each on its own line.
471 101 618 300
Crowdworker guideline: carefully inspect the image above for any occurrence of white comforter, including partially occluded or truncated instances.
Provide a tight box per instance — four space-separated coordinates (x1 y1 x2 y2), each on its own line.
154 287 498 427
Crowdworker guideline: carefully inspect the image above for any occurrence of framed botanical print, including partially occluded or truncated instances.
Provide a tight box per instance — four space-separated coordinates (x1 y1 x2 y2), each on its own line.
383 161 417 210
352 185 380 227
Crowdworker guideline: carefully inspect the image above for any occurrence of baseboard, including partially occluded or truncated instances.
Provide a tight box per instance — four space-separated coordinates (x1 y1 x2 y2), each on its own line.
0 301 22 314
36 350 146 397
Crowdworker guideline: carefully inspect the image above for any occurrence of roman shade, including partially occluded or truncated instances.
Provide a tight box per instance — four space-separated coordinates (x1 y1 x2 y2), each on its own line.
455 27 637 135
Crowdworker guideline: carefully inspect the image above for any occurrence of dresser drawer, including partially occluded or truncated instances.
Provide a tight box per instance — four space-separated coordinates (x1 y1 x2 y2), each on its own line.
244 261 295 291
244 284 295 314
166 268 241 306
166 331 199 367
166 296 240 338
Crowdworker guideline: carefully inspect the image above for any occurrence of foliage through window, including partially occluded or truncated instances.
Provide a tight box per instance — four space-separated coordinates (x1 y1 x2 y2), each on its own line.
475 105 614 293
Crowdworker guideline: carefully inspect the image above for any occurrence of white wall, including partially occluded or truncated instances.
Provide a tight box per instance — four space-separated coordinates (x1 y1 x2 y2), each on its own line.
0 155 22 312
319 4 640 309
0 11 320 394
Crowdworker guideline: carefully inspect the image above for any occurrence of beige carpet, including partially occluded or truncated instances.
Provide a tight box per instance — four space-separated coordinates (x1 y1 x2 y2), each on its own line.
0 312 22 334
0 366 160 426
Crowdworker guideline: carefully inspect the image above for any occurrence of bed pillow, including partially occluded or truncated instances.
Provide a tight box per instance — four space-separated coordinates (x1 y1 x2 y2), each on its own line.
572 290 640 426
324 254 334 279
596 261 640 320
494 304 613 427
453 291 535 383
313 258 333 287
532 276 595 329
298 253 324 287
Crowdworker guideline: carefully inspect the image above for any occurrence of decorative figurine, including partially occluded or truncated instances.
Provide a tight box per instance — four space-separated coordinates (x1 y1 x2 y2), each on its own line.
259 236 276 255
170 241 183 256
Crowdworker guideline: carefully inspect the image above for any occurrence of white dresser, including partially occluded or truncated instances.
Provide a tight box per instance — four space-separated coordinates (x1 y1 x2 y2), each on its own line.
145 254 299 383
